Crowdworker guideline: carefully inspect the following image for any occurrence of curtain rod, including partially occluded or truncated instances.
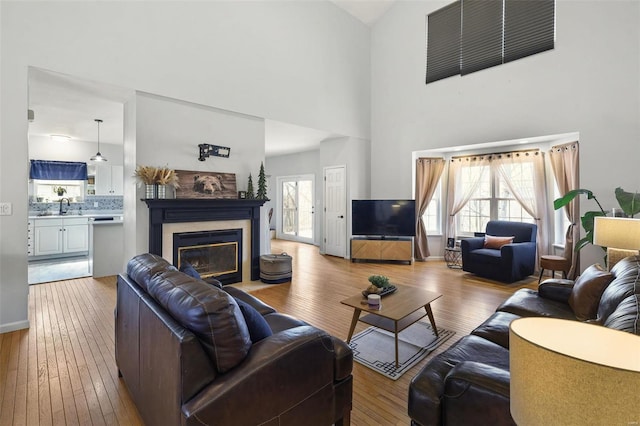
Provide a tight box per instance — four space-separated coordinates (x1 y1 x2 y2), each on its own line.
451 148 540 160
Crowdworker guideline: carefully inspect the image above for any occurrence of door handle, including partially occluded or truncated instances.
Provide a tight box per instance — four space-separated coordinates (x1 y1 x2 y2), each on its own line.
339 215 344 219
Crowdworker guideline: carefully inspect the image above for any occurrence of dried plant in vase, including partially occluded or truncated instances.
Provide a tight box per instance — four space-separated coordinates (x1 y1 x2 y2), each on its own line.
155 167 180 189
134 165 159 186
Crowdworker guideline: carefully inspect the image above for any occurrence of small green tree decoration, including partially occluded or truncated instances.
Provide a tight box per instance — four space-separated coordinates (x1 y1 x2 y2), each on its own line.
368 275 390 288
246 173 255 199
257 162 267 200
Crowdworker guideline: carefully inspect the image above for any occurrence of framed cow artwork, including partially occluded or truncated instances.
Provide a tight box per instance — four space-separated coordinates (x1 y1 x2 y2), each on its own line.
174 170 238 199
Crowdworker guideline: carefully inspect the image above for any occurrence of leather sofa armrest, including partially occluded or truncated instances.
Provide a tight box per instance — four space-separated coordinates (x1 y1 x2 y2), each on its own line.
446 361 510 398
331 336 353 381
538 279 574 303
444 361 515 426
182 325 345 425
224 286 277 316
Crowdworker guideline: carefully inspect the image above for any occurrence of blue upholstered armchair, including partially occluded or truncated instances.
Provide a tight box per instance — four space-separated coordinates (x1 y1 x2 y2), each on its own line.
461 220 537 283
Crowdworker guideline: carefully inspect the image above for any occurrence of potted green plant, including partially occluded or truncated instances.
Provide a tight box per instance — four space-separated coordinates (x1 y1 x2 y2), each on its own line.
53 186 67 196
554 187 640 253
368 275 390 288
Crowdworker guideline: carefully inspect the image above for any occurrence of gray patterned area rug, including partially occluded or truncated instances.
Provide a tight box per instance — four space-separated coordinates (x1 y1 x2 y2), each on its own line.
348 322 455 380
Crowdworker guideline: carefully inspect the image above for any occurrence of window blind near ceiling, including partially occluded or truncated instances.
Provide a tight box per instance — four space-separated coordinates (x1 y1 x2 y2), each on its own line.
504 0 555 63
29 160 88 180
426 1 461 84
461 0 504 76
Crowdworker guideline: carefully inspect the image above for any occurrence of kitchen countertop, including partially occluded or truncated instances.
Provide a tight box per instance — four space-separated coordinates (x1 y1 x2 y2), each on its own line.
29 212 123 221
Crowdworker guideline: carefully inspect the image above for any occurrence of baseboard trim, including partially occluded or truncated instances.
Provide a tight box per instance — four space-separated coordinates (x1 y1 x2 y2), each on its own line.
0 319 30 334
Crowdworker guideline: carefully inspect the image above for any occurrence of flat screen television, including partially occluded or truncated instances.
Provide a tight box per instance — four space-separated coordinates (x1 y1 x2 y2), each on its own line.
351 199 416 237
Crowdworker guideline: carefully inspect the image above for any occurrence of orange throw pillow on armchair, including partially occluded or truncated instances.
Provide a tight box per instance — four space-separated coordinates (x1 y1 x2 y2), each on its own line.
483 235 515 249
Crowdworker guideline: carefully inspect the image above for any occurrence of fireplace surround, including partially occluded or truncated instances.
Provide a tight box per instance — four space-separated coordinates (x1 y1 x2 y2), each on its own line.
144 199 266 281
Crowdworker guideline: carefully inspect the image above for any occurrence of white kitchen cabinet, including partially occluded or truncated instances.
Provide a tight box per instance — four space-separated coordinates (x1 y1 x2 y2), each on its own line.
34 217 89 257
63 219 90 252
95 164 123 195
27 220 35 256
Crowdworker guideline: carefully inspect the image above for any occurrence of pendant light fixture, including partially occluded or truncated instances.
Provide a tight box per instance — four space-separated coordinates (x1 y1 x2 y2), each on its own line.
90 118 107 162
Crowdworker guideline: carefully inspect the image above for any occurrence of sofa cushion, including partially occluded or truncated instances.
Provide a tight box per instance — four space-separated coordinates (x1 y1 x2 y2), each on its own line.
127 253 176 292
497 289 576 320
484 235 514 249
471 311 520 348
468 249 502 265
538 278 574 303
568 264 614 321
602 294 640 335
234 297 273 343
147 270 251 373
597 255 640 323
179 261 223 288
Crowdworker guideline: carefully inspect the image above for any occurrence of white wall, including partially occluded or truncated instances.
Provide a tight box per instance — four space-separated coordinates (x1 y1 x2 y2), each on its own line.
133 92 266 254
371 0 640 268
0 1 371 332
29 136 123 166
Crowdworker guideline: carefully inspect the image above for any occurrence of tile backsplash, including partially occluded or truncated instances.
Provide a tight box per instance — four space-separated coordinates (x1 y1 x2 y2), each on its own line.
29 195 123 216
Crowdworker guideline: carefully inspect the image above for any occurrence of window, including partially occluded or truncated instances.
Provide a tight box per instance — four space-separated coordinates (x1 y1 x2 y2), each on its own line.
32 180 86 203
421 181 442 234
426 0 555 84
456 164 534 236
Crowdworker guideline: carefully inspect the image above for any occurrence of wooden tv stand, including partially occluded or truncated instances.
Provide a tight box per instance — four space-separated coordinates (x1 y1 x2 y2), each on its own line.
350 237 413 264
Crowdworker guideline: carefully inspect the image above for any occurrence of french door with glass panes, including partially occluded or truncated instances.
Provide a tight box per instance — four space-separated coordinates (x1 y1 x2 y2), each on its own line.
277 175 314 244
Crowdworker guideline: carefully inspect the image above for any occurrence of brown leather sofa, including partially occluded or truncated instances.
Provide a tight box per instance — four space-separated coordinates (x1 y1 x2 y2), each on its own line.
408 255 640 426
115 253 353 426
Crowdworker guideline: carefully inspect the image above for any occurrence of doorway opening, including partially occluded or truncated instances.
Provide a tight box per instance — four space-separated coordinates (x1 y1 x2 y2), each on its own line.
277 175 314 244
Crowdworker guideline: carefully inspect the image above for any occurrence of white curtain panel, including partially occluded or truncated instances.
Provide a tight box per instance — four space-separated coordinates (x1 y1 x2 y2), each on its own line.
494 150 549 271
445 156 491 239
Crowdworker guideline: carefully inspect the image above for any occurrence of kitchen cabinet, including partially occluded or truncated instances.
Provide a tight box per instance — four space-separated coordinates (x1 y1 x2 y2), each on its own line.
95 164 123 195
34 217 89 257
28 220 34 256
351 237 413 263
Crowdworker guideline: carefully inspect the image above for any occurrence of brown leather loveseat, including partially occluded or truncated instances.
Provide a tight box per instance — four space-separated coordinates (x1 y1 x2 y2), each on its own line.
115 253 353 425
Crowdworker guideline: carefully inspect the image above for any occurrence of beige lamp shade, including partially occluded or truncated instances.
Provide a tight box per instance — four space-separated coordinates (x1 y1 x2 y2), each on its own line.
510 317 640 426
592 217 640 269
592 216 640 249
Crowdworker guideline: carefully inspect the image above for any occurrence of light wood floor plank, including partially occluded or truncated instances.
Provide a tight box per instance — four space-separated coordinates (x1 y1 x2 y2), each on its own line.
1 240 536 425
56 281 88 425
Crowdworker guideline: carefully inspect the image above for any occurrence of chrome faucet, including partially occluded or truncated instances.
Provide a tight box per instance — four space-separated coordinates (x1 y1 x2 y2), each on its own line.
59 198 70 215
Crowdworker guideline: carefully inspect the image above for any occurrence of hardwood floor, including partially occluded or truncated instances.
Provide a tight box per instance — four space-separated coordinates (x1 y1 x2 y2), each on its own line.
0 240 537 425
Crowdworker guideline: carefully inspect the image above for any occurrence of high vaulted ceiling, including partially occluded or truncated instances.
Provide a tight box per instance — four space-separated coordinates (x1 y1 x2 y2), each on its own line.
330 0 396 26
28 1 394 155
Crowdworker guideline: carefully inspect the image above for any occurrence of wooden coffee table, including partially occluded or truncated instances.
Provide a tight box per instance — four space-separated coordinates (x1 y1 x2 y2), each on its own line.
340 284 442 368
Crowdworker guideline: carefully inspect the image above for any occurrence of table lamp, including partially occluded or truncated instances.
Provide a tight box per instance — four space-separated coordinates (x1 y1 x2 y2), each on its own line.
510 317 640 426
592 216 640 270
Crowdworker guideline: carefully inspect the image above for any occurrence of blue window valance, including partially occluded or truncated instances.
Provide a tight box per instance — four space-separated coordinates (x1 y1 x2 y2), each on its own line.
30 160 88 180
